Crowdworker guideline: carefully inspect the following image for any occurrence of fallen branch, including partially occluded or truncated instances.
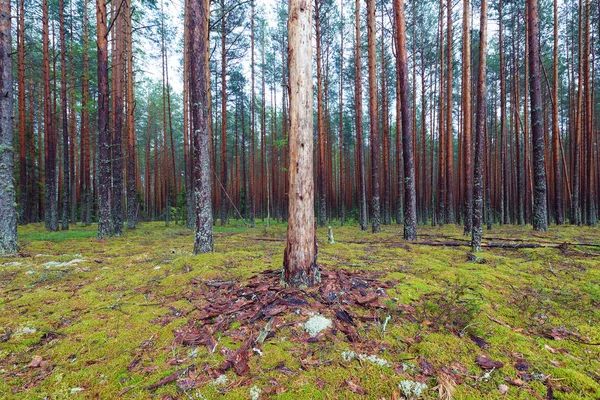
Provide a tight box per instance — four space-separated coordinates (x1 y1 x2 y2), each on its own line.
146 365 193 391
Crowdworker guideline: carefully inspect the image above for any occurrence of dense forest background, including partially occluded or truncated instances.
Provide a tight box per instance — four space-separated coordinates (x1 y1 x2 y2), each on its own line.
7 0 600 234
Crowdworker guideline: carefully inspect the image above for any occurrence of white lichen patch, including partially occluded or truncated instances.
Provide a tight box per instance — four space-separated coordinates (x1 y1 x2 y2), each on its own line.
303 314 332 337
212 374 228 386
398 380 428 399
14 327 37 336
3 261 23 267
341 350 390 367
42 259 85 268
250 385 261 400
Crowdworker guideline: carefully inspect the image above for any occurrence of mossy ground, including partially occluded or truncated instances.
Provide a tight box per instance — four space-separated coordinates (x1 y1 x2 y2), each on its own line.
1 221 599 399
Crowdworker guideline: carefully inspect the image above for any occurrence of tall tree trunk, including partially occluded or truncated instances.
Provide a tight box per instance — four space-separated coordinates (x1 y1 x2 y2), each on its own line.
583 0 595 226
0 0 17 253
381 7 390 226
190 0 213 253
355 0 367 231
395 0 417 240
81 0 91 226
437 0 446 225
472 0 487 252
220 0 228 226
97 0 113 238
112 0 125 234
367 0 380 233
283 0 319 287
183 0 194 228
260 25 266 220
17 0 26 224
499 0 508 225
552 0 563 224
59 0 69 230
339 1 345 226
571 0 583 225
315 0 326 227
527 0 548 231
125 0 136 229
43 0 58 232
462 0 473 235
249 0 255 228
445 0 455 224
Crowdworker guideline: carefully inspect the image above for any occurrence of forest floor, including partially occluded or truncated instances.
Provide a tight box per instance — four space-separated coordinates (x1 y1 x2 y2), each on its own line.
0 221 599 399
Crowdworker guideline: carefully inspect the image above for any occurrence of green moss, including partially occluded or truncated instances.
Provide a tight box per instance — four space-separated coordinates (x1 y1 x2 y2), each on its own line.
1 222 598 398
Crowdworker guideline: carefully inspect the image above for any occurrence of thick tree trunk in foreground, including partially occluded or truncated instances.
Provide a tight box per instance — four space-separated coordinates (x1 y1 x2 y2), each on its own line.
472 0 487 252
394 0 416 241
355 0 367 231
283 0 319 288
367 0 380 233
527 0 548 231
0 0 17 254
97 0 113 238
190 0 213 254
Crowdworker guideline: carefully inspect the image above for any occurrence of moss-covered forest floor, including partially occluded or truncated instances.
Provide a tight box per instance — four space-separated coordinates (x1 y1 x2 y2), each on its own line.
1 221 599 399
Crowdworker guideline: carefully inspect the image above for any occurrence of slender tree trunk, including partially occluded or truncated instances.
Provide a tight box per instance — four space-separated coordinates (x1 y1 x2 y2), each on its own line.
367 0 380 233
260 25 267 221
527 0 548 231
0 0 17 253
220 0 228 226
445 0 455 224
381 7 391 226
249 0 255 228
190 0 213 253
43 0 58 232
183 0 194 228
283 0 319 287
97 0 113 238
499 0 507 225
472 0 487 252
552 0 563 224
315 0 326 227
355 0 367 231
125 0 136 229
571 0 583 225
17 0 26 224
112 0 125 234
395 0 417 240
339 1 345 226
437 0 446 225
81 0 91 226
583 0 595 226
462 0 473 235
59 0 69 230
